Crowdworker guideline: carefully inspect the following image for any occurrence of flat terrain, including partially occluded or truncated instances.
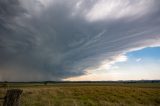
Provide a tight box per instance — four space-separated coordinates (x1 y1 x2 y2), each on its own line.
0 82 160 106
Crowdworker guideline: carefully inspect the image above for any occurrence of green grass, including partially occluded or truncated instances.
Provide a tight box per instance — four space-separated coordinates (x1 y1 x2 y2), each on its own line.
0 83 160 106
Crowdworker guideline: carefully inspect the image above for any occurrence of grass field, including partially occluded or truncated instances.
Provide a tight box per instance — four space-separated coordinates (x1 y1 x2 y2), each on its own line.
0 82 160 106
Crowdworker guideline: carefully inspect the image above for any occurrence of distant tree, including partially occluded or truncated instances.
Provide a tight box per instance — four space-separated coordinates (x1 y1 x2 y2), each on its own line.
2 81 9 88
44 81 48 85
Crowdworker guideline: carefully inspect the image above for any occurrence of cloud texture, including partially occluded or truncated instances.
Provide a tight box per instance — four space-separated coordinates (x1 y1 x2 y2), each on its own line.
0 0 160 81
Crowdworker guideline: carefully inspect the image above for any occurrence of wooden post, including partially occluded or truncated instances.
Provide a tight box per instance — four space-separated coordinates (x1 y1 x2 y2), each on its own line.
3 89 23 106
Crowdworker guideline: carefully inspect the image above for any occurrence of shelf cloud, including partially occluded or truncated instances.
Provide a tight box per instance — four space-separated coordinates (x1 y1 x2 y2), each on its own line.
0 0 160 81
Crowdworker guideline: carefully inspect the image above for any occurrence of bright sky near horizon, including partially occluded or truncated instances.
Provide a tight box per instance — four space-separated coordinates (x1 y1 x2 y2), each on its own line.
65 47 160 81
0 0 160 81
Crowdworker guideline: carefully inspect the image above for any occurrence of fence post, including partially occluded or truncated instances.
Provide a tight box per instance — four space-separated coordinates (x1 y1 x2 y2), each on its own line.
3 89 23 106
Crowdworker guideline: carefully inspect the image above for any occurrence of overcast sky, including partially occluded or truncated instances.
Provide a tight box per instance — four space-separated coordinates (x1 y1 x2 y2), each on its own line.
0 0 160 81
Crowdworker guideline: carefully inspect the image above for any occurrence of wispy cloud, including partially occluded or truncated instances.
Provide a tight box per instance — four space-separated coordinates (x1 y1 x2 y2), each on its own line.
86 0 154 22
136 58 142 62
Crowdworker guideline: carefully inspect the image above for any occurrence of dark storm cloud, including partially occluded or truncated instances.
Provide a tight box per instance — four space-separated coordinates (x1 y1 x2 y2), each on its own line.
0 0 160 81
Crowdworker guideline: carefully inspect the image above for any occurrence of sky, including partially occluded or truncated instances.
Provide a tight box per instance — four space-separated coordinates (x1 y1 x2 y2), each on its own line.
0 0 160 81
66 47 160 81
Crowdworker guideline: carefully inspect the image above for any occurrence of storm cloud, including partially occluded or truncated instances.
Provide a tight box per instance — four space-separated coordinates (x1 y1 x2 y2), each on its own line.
0 0 160 81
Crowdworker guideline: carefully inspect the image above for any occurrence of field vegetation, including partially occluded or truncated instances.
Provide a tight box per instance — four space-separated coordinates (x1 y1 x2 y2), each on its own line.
0 82 160 106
